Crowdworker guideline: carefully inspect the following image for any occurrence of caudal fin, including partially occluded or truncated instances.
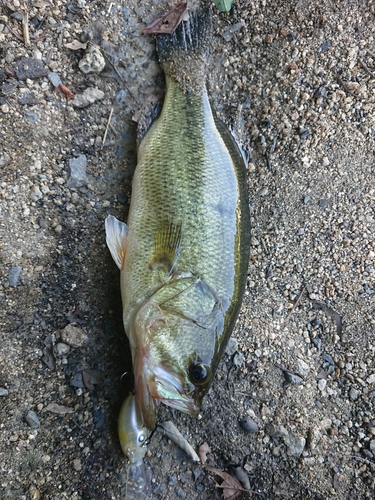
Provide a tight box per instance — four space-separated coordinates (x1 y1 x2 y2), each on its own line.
156 5 212 93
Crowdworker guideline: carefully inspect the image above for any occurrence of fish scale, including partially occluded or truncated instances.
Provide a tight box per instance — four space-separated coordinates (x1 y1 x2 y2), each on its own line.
124 82 239 326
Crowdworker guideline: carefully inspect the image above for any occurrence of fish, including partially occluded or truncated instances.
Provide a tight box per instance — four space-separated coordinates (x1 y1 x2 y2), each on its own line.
105 5 250 433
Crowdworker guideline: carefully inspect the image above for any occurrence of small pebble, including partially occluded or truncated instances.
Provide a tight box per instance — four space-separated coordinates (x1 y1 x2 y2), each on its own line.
284 434 306 456
72 458 82 471
47 72 62 87
312 337 322 349
70 372 85 388
56 342 71 355
28 484 41 500
79 45 106 74
232 466 251 490
15 57 48 80
25 111 40 123
300 129 311 139
239 416 259 434
282 370 303 387
233 351 244 367
320 41 331 52
116 89 127 103
25 410 40 429
61 324 88 347
225 337 238 356
168 475 177 486
67 155 87 188
174 487 186 499
266 424 289 438
8 266 22 286
29 185 43 202
0 152 10 166
295 359 310 377
308 428 322 449
72 87 105 108
318 198 329 208
0 387 9 396
318 379 327 391
117 192 128 205
323 353 335 365
349 387 360 401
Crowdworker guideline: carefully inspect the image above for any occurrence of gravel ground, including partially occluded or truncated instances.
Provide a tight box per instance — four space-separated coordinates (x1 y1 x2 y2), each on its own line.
1 0 375 499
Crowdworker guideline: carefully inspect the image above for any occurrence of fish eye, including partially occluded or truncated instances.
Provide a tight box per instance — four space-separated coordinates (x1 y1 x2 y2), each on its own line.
189 363 210 385
138 433 146 444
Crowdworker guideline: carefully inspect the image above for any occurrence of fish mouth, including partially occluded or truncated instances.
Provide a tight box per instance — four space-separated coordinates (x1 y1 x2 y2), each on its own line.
149 365 200 417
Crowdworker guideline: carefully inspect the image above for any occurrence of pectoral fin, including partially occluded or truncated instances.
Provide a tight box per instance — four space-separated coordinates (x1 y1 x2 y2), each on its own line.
149 218 182 275
105 215 129 270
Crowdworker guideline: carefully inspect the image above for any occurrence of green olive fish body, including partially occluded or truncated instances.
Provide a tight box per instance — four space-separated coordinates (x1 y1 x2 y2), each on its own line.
106 7 250 432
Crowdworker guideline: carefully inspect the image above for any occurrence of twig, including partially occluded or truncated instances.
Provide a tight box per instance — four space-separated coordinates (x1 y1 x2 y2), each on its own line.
365 48 375 59
5 23 24 42
265 151 272 170
45 47 53 65
287 283 306 317
101 49 124 81
32 26 49 43
5 23 48 44
102 107 114 148
261 237 270 256
350 455 375 467
22 4 30 47
359 59 375 79
71 418 88 434
100 48 137 102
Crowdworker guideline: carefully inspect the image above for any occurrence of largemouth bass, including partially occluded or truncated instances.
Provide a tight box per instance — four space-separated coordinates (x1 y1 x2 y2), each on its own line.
106 7 250 432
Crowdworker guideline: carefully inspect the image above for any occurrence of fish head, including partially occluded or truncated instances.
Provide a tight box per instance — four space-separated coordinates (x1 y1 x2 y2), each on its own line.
133 279 224 429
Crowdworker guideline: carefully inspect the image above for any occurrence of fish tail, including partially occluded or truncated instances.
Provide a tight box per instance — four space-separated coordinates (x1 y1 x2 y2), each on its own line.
156 5 212 93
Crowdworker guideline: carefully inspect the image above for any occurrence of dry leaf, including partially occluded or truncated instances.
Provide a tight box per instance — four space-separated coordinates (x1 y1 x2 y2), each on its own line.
143 1 188 35
158 421 200 462
198 442 211 464
82 369 104 391
56 84 74 100
205 465 251 499
65 40 88 50
45 403 74 415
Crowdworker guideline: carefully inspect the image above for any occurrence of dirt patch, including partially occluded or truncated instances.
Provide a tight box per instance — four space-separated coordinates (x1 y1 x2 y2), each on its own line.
1 0 375 499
